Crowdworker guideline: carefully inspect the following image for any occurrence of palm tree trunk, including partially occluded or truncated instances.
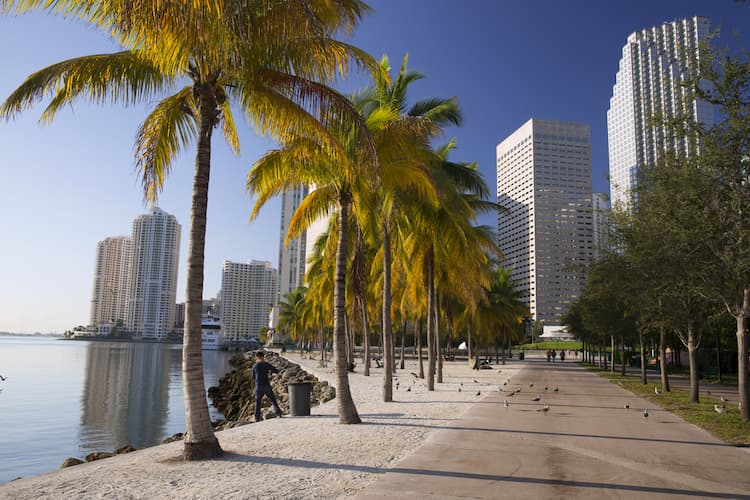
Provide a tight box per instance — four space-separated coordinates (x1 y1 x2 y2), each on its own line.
361 296 371 376
400 320 406 370
736 290 749 421
382 219 393 402
620 336 626 376
182 85 222 461
467 325 473 368
334 195 360 423
610 335 615 373
417 318 424 378
436 292 443 384
659 326 670 392
639 328 648 384
426 250 435 391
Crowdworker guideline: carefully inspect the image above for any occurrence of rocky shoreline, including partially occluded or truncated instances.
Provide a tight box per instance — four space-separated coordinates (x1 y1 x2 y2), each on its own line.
59 351 335 469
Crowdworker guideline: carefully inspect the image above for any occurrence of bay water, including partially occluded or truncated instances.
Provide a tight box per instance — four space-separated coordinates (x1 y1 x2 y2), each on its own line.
0 335 234 483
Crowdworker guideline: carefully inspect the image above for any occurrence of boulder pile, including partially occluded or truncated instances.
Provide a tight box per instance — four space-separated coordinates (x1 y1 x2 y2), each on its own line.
209 351 335 423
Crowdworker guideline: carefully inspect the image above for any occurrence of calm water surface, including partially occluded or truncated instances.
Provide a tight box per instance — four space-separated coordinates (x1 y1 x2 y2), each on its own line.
0 335 234 483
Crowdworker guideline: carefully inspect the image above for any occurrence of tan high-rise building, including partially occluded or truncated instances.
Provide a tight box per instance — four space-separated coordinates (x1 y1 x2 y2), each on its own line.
220 260 278 341
126 206 181 339
89 236 132 326
277 186 308 303
497 118 593 327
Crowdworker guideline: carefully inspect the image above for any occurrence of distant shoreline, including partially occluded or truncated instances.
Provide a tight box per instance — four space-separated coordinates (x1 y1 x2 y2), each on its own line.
64 336 183 345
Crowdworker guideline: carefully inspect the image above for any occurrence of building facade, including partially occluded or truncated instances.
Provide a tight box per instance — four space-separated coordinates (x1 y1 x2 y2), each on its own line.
497 118 593 326
277 186 308 303
89 236 132 326
607 16 712 208
220 260 278 341
126 206 181 339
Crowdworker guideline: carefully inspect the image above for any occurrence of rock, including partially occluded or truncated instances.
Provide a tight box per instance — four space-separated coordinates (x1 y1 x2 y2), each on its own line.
84 452 114 462
114 445 137 455
208 352 334 423
61 457 84 469
161 432 184 444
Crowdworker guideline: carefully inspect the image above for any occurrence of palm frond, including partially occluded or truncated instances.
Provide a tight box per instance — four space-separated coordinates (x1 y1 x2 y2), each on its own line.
135 86 197 201
1 51 170 123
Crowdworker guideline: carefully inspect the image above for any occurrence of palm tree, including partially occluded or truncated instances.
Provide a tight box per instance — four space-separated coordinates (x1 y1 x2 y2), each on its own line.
2 0 374 458
359 54 460 401
278 287 307 346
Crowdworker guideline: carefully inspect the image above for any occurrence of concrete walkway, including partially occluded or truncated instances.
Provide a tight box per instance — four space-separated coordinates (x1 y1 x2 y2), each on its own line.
357 356 750 499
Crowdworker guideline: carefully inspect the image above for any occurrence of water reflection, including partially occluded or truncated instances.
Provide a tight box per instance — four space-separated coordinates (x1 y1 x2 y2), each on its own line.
79 343 172 452
78 342 233 455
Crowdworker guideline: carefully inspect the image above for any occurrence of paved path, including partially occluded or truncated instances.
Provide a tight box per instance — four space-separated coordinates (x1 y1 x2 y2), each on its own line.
357 356 750 499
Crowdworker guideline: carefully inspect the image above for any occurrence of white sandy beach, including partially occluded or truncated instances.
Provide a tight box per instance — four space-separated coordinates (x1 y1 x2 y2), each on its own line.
0 353 521 500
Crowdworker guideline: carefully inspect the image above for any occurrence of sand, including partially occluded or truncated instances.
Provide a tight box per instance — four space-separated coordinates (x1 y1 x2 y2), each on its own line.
0 352 520 499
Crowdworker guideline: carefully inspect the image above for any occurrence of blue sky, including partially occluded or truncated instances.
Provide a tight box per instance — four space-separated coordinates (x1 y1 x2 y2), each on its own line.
1 1 748 333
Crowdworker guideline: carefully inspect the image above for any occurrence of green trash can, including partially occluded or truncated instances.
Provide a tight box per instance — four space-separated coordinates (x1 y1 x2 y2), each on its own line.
519 352 525 361
288 382 312 416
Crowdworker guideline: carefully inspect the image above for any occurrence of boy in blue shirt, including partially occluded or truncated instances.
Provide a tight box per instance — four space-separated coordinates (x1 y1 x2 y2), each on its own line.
253 351 283 421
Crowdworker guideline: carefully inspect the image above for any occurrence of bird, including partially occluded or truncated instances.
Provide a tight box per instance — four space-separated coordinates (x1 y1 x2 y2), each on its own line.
714 404 726 414
554 386 559 392
503 381 508 386
410 372 419 378
537 404 550 413
544 385 548 391
532 395 541 402
720 395 727 404
507 391 515 397
504 400 509 408
529 382 534 388
654 386 661 395
497 369 502 373
458 387 461 392
473 378 479 384
624 403 630 409
643 409 649 418
497 385 502 392
460 382 463 386
476 390 481 396
396 382 400 389
0 375 6 381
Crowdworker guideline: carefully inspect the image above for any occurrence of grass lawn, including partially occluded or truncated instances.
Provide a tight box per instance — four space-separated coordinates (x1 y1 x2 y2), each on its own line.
514 341 582 351
581 364 750 446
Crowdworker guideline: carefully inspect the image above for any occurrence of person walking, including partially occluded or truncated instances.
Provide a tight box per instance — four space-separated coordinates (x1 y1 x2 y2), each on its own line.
551 349 557 363
546 350 551 362
560 350 565 362
253 351 283 421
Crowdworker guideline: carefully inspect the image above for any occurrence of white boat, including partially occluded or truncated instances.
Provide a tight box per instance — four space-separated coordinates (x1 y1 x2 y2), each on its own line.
201 317 226 350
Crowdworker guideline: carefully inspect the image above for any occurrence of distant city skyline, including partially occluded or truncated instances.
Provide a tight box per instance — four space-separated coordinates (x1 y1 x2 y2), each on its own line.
1 1 748 332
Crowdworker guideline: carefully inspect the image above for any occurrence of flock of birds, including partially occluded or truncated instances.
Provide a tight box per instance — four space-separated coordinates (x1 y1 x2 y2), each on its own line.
389 372 734 420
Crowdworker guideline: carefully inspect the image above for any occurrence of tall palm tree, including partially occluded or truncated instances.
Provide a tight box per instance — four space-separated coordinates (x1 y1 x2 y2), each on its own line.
359 54 460 401
278 287 307 345
2 0 374 458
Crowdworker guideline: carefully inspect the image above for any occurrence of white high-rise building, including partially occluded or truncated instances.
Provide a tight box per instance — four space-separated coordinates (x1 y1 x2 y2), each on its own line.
277 186 308 303
607 16 712 208
592 193 612 259
89 236 132 326
220 260 278 341
126 206 181 339
497 118 593 326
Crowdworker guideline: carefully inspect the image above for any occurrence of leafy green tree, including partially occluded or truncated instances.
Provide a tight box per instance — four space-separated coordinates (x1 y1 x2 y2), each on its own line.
2 0 374 455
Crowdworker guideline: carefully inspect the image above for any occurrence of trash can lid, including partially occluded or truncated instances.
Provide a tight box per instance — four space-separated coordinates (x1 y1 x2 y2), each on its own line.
288 381 313 385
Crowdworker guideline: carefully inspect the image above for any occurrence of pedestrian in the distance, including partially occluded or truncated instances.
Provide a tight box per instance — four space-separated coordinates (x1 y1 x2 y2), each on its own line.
560 351 565 362
551 349 557 362
546 350 551 362
253 351 283 421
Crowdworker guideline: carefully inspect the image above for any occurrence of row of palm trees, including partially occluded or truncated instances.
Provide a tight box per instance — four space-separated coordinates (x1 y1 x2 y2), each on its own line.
1 0 527 460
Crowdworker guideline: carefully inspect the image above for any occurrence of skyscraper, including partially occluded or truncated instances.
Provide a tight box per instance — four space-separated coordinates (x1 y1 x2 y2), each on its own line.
89 236 131 326
277 186 308 303
126 206 181 339
220 260 278 341
497 118 593 327
607 16 712 208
